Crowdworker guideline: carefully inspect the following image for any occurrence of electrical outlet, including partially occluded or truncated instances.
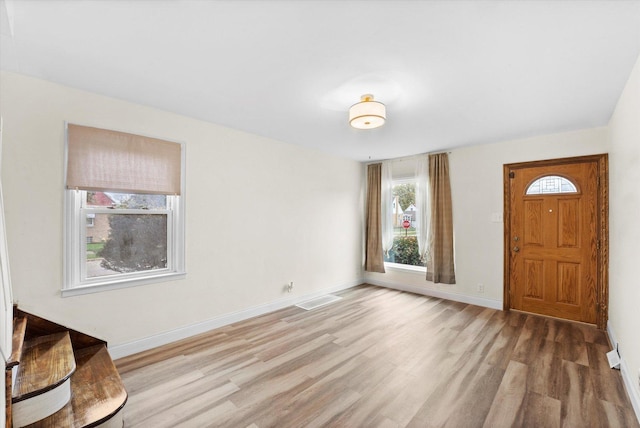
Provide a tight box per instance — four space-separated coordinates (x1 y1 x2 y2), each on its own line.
477 283 484 293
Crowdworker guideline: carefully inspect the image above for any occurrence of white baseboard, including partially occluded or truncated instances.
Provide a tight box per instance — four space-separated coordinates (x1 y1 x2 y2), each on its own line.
108 279 363 360
607 321 640 422
365 278 503 310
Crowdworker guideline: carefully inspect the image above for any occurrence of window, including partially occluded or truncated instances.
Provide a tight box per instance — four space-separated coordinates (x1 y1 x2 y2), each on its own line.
526 175 578 195
64 124 185 295
381 156 429 271
69 191 179 286
384 179 425 268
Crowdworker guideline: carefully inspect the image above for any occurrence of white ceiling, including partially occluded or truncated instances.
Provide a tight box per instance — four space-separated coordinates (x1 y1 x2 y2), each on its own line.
1 1 639 161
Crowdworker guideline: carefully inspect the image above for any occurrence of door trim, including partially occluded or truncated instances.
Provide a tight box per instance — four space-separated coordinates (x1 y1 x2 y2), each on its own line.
503 154 609 328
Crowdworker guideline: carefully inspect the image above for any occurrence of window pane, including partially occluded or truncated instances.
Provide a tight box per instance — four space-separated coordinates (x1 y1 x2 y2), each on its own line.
526 176 577 195
384 182 425 267
384 236 425 267
86 213 167 278
86 191 167 210
391 183 416 237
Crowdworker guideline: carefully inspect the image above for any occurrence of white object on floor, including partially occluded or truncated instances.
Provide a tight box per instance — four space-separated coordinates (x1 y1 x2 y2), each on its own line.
607 349 621 370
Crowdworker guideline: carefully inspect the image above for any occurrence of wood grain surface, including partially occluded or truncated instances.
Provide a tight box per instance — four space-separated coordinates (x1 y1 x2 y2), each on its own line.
116 285 638 427
27 344 128 428
7 316 27 368
13 331 75 402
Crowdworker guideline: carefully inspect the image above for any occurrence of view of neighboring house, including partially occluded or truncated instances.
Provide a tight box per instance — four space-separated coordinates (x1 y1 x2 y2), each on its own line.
85 192 114 243
392 196 403 227
404 203 417 227
392 198 417 228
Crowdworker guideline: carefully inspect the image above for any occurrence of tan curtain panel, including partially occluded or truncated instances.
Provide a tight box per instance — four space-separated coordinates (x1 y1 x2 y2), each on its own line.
365 163 385 273
66 124 182 195
426 153 456 284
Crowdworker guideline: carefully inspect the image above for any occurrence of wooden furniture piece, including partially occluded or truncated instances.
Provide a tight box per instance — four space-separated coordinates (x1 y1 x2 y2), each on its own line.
5 307 127 427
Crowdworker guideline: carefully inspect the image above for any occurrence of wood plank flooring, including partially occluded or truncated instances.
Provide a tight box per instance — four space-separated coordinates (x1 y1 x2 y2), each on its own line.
115 285 639 427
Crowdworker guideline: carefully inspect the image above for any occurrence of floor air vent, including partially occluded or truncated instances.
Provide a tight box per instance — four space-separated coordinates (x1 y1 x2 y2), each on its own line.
296 294 342 310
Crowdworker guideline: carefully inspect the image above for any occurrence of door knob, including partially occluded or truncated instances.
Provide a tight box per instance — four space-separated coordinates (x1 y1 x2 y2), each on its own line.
513 246 520 253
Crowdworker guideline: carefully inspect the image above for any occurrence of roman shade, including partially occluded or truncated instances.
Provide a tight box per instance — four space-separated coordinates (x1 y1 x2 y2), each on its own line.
66 124 182 195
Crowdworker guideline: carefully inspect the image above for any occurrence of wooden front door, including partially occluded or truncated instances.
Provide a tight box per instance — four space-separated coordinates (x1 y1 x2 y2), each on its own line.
504 155 608 327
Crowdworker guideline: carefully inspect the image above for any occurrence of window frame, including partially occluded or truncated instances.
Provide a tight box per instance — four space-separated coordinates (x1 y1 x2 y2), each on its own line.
384 176 426 272
63 190 186 296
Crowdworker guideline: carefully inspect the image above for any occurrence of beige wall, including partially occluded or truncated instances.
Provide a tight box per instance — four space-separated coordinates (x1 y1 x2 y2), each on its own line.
366 127 609 305
608 53 640 413
0 71 364 348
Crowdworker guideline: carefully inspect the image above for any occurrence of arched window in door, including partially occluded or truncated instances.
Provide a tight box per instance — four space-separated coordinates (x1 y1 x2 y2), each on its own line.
526 175 578 195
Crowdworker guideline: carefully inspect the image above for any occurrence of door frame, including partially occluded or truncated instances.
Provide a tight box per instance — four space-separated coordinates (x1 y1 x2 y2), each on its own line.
503 154 609 328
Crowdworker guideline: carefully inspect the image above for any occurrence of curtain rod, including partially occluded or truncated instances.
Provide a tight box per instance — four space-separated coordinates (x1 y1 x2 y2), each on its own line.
365 151 452 165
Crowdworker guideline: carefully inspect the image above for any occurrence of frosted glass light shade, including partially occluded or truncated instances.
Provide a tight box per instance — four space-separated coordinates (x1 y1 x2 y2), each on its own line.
349 94 386 129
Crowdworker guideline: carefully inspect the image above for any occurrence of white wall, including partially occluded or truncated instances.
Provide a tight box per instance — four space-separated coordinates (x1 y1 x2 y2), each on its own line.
366 127 609 307
0 71 364 350
608 53 640 417
0 117 7 426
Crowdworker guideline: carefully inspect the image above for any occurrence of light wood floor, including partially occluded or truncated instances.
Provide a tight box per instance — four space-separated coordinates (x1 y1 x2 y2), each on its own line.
115 285 639 427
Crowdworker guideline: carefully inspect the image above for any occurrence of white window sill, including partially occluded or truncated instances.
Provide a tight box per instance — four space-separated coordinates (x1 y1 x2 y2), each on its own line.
384 262 426 274
62 272 186 297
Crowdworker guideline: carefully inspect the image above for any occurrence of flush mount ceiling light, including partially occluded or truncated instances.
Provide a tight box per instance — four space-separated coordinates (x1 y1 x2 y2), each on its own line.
349 94 386 129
